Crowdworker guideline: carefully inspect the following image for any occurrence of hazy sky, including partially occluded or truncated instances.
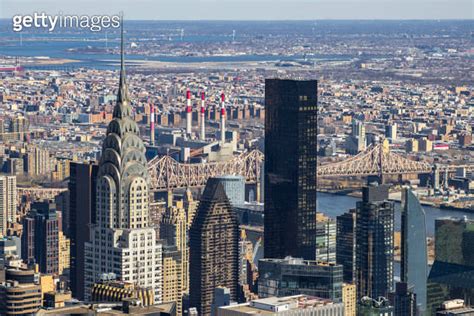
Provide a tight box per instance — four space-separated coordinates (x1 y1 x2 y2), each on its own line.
1 0 473 20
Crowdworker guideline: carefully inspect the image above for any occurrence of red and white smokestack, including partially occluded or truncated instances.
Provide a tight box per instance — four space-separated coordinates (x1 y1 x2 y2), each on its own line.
186 89 192 137
220 92 226 143
200 91 206 140
150 103 155 146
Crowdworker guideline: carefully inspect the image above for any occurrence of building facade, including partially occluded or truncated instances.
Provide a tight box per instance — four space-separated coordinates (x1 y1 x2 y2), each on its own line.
258 257 343 303
21 200 59 275
342 283 356 316
401 188 427 314
84 33 163 303
0 175 17 237
355 184 395 299
264 79 318 261
315 213 336 263
189 178 239 316
427 217 474 315
68 161 98 300
336 209 356 283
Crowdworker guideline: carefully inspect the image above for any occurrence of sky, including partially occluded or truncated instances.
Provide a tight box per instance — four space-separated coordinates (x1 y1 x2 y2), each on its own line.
1 0 473 20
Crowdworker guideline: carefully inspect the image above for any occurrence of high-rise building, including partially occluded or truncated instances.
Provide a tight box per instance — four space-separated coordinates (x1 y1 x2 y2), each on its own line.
189 178 239 315
315 213 336 263
355 184 395 299
160 199 189 314
401 188 427 314
264 79 318 261
25 146 52 177
427 217 474 315
68 161 98 300
21 200 59 275
342 283 356 316
385 123 397 140
258 257 343 303
55 190 70 238
0 175 17 237
336 209 356 283
84 29 163 303
58 230 70 276
215 175 245 207
162 244 184 316
388 282 417 316
346 119 366 154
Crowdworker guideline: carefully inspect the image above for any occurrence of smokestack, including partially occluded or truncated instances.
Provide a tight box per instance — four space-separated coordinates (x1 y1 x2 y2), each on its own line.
186 89 192 137
220 92 226 143
200 91 206 140
150 103 155 146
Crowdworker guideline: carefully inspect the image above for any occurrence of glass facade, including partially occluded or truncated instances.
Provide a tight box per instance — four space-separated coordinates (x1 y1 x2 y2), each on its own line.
356 184 395 299
427 218 474 315
401 188 427 314
264 79 318 261
258 257 343 303
336 209 357 283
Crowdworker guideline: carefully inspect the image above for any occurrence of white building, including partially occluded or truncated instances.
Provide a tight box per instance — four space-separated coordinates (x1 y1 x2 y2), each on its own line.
218 295 344 316
0 175 17 236
84 31 162 304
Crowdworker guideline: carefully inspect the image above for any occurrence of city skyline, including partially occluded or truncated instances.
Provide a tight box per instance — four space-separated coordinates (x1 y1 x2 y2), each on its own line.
0 3 472 315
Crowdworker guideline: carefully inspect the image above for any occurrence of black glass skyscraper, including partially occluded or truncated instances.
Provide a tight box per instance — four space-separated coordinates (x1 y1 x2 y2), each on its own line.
401 188 427 314
336 209 356 283
264 79 318 260
355 184 395 299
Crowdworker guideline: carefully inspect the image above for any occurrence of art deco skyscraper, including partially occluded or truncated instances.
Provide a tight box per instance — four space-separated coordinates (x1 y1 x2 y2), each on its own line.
189 178 239 316
84 26 162 303
264 79 318 261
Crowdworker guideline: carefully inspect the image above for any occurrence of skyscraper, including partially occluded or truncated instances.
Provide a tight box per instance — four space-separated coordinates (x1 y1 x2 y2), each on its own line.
69 161 98 300
336 209 356 283
189 178 239 316
21 200 59 275
426 217 474 315
401 188 427 314
160 201 188 316
355 184 395 299
264 79 318 261
0 175 17 237
315 213 337 263
84 27 163 303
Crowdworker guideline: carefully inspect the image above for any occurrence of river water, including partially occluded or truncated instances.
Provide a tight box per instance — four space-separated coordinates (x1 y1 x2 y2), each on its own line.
317 192 474 236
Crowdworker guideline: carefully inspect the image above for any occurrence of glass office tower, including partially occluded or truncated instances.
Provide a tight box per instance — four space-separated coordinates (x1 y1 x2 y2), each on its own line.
401 188 427 314
264 79 318 260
